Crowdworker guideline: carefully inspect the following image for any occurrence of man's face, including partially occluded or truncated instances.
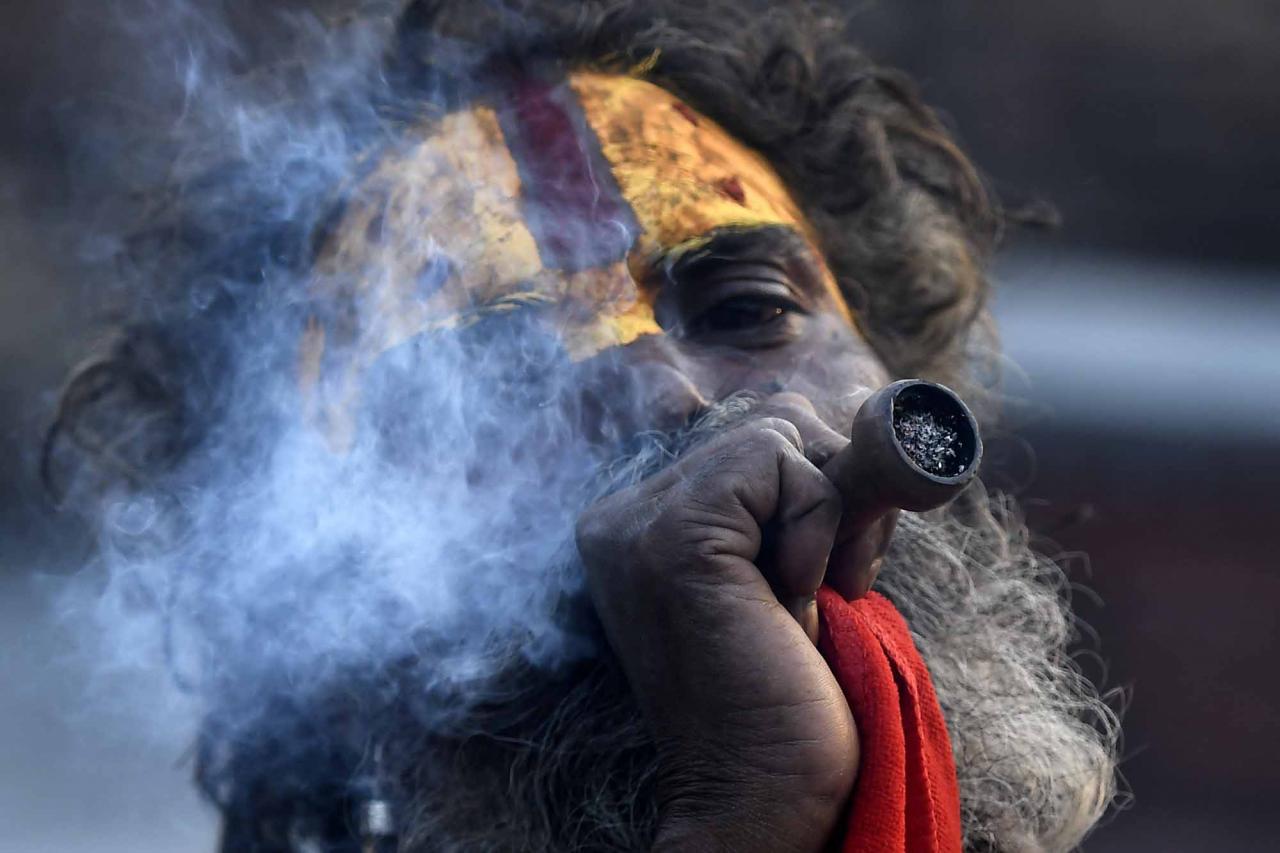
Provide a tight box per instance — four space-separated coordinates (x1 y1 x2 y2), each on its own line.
305 72 889 448
168 69 1113 853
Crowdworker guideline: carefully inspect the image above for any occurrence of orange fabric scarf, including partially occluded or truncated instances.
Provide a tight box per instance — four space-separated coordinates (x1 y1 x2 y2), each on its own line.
818 588 963 853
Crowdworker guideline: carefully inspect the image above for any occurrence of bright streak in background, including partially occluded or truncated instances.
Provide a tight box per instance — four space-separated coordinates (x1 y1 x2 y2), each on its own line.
994 249 1280 442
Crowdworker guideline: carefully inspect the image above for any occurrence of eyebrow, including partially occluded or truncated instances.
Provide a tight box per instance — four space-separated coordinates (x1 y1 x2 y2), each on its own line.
656 224 820 292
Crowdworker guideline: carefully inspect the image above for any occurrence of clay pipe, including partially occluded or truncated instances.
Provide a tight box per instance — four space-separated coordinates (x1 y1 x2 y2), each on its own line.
820 379 983 599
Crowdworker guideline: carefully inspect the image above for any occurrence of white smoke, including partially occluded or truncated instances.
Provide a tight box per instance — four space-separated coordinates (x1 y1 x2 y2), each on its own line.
52 0 604 751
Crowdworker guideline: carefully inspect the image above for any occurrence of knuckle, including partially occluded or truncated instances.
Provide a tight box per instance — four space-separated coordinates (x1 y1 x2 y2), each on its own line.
764 391 819 421
681 466 744 522
779 475 843 529
689 423 786 483
752 418 803 452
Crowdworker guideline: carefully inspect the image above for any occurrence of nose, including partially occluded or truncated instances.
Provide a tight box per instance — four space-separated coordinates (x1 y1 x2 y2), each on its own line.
572 334 709 445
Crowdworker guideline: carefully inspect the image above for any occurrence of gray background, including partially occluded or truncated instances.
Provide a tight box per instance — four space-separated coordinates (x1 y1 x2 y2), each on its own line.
1 2 1277 850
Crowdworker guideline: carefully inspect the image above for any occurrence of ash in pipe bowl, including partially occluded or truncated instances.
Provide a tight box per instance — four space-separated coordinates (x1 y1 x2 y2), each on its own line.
889 382 980 482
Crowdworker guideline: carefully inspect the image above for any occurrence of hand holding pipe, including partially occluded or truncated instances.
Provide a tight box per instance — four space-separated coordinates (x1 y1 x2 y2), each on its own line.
820 380 982 600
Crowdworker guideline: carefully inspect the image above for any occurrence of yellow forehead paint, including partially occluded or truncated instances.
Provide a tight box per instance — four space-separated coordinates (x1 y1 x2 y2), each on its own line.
568 71 850 345
570 73 813 272
303 72 845 444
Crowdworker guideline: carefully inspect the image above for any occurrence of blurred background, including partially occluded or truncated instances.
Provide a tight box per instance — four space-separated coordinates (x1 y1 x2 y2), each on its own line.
1 1 1276 850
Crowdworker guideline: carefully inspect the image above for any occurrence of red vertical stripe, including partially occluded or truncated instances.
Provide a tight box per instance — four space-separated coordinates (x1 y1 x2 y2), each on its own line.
495 76 639 272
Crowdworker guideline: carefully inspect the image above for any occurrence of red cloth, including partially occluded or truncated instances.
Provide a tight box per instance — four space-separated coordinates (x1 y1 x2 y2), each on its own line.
817 587 963 853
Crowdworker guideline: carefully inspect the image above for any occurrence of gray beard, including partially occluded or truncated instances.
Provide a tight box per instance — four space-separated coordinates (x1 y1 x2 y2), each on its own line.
393 397 1120 853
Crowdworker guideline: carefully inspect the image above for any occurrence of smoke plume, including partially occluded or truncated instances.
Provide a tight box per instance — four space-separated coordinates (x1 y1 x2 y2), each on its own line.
47 1 608 755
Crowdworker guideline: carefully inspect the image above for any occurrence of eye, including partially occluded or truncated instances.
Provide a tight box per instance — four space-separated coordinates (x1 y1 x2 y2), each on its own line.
690 295 797 335
659 253 813 348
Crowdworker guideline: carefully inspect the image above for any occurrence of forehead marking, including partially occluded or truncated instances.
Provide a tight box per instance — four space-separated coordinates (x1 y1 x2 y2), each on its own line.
495 76 639 273
303 74 857 446
569 72 813 260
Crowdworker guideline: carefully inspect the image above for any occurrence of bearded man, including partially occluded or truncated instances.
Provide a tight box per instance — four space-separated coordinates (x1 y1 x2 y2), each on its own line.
44 1 1118 851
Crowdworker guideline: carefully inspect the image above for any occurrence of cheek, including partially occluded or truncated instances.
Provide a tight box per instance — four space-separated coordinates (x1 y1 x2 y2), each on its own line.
805 319 892 395
571 315 889 440
683 316 890 429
